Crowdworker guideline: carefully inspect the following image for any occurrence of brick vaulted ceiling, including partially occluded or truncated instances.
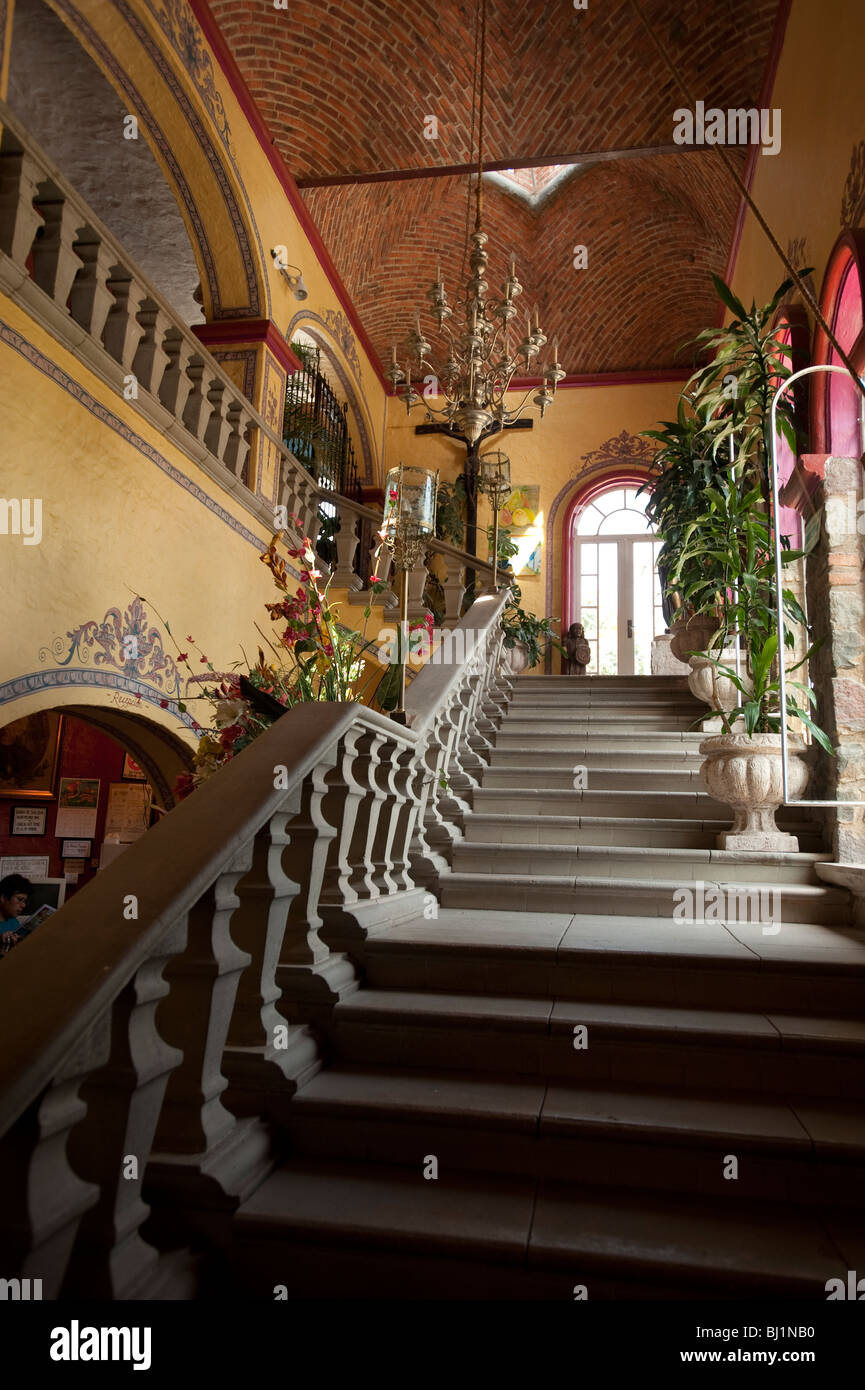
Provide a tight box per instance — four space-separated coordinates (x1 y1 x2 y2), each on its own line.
209 0 784 377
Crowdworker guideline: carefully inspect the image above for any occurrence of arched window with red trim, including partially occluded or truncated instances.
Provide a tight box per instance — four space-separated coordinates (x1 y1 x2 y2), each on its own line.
812 231 865 458
771 303 810 546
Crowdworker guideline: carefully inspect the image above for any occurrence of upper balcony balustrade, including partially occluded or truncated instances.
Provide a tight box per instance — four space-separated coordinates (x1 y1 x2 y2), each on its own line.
0 99 320 547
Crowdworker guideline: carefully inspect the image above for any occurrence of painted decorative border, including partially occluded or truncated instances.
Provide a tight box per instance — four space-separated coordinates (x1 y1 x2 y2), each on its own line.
53 0 264 318
207 347 257 403
0 668 197 729
0 316 296 562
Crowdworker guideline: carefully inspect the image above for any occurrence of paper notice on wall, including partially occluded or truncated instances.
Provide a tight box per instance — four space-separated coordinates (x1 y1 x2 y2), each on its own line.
55 777 100 839
0 855 50 880
104 782 152 840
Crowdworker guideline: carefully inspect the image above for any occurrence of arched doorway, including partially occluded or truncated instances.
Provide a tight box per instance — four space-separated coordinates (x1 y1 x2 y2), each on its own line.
567 482 664 676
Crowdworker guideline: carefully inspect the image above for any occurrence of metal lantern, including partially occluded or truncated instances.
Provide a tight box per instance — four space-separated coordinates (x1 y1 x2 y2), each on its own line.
478 449 511 587
381 463 439 718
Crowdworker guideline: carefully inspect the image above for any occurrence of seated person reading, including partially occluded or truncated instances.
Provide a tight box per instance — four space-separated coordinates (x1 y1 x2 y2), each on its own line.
0 873 32 957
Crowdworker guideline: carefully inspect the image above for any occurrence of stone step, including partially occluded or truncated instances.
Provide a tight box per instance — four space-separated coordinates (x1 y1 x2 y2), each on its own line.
488 747 705 767
500 716 702 734
492 729 707 749
360 913 865 1014
450 841 832 886
514 675 691 690
278 1065 865 1210
440 870 849 924
330 988 865 1098
229 1159 861 1298
470 786 730 820
462 812 826 853
481 765 706 791
502 703 703 720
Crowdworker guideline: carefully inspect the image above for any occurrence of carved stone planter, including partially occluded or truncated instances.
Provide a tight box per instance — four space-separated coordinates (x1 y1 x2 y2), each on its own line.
503 640 531 676
699 732 808 852
687 653 749 712
669 611 719 663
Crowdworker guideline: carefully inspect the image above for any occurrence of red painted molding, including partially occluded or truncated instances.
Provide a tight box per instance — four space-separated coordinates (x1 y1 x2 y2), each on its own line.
189 0 387 392
722 0 792 302
192 318 304 374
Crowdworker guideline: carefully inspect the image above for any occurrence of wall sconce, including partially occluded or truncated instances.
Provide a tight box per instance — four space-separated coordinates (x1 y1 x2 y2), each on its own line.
270 247 309 300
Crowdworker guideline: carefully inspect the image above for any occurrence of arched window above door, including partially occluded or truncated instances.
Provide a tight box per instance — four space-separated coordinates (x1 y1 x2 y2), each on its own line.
576 487 654 536
812 231 865 457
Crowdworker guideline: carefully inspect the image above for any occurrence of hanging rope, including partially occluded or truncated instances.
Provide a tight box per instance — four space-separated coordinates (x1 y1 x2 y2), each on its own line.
461 0 484 277
628 0 865 405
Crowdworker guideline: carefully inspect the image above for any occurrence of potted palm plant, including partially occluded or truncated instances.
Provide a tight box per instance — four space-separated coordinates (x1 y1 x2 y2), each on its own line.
655 272 830 850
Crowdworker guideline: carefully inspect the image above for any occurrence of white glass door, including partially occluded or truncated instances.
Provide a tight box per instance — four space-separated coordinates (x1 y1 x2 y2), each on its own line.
574 487 664 675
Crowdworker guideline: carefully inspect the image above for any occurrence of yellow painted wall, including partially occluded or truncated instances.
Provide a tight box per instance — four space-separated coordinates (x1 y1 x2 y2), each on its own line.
0 291 300 745
730 0 865 310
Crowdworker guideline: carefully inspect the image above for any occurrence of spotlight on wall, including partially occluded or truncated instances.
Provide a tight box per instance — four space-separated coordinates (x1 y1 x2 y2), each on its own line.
270 248 309 300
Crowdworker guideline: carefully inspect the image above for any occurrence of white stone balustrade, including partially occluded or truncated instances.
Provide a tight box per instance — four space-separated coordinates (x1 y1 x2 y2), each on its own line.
0 100 320 545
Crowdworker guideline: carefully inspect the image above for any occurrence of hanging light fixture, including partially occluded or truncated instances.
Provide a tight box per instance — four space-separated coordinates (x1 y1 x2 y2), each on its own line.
478 448 511 587
386 0 565 445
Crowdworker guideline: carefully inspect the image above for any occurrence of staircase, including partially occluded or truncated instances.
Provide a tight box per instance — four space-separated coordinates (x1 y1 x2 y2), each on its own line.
230 675 865 1299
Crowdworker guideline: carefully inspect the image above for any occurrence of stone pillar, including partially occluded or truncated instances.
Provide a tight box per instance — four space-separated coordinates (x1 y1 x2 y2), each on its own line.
805 454 865 861
192 320 303 508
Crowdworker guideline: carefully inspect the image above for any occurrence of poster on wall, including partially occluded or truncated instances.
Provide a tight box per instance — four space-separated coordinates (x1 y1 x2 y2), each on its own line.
54 778 101 839
496 486 543 576
104 782 152 840
0 855 50 880
0 712 64 800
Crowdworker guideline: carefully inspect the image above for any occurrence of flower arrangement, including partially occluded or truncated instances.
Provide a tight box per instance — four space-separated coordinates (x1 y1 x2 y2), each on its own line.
162 514 397 800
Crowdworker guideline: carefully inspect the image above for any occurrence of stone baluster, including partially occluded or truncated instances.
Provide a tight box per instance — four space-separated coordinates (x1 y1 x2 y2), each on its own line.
203 379 232 463
408 718 452 883
384 740 421 894
224 399 253 480
69 229 115 339
181 358 210 445
222 808 325 1123
159 328 197 420
144 875 275 1245
331 500 363 589
0 145 43 267
440 555 467 629
31 184 83 309
131 298 172 396
0 1022 105 1297
61 943 187 1299
369 735 411 895
102 268 146 373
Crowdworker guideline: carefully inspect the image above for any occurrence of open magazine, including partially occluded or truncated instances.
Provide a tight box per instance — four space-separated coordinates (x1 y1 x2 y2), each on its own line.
16 903 56 938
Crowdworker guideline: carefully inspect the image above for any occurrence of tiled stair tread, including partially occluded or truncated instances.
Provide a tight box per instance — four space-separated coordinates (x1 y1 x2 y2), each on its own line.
464 811 822 840
337 988 865 1051
288 1064 865 1155
235 1159 852 1286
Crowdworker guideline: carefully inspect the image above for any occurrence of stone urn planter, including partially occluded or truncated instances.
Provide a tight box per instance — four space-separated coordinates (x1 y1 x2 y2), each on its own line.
669 611 720 663
687 652 750 712
502 640 531 677
699 732 809 851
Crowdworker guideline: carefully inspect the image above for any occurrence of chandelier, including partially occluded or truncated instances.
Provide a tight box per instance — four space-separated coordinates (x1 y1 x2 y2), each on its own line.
386 0 565 445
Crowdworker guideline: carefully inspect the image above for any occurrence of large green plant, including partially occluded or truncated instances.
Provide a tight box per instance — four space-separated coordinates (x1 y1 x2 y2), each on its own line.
687 273 806 499
669 478 830 748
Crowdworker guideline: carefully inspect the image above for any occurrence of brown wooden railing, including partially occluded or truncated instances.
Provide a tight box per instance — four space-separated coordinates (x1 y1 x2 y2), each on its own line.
0 592 511 1298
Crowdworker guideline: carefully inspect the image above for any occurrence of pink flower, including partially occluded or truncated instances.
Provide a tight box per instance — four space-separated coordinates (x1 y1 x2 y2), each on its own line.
369 574 380 585
177 652 188 661
389 488 398 500
160 699 169 709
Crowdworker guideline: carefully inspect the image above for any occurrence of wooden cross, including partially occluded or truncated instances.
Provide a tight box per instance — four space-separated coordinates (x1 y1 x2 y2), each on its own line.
414 417 533 561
